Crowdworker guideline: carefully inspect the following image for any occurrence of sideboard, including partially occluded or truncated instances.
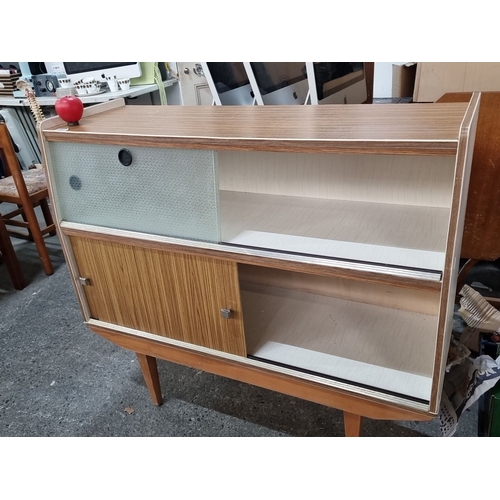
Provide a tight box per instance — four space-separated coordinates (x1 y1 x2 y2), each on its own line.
38 95 480 436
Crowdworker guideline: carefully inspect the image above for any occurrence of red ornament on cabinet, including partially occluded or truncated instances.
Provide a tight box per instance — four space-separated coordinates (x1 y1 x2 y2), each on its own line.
55 96 84 126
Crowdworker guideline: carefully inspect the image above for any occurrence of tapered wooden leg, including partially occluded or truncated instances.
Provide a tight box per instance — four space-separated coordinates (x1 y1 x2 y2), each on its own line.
136 353 163 406
344 412 363 437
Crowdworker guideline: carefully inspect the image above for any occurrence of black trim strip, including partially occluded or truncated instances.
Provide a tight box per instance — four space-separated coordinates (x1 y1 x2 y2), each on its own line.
248 354 430 406
222 241 443 279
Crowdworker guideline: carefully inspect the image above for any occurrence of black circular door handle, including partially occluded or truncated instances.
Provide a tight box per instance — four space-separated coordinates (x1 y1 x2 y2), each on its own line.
118 148 133 166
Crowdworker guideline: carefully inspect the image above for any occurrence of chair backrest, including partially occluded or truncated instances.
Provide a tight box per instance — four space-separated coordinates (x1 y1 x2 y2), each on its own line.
0 123 32 201
0 123 18 175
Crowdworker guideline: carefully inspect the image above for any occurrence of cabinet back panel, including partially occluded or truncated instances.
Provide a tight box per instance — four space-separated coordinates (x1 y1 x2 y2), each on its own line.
238 264 440 315
219 151 455 208
47 142 220 242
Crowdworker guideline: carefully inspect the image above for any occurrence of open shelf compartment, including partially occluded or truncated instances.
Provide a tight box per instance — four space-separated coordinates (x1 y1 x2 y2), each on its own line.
239 265 440 402
218 151 456 274
221 191 449 272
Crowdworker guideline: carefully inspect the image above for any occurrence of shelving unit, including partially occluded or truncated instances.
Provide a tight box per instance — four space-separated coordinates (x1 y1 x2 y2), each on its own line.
0 80 179 107
38 95 480 436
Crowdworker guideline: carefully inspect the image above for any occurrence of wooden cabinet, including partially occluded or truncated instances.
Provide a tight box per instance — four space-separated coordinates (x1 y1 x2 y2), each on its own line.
39 96 480 436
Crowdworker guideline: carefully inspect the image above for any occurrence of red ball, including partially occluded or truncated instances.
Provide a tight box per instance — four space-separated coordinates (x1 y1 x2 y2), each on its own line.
55 96 84 126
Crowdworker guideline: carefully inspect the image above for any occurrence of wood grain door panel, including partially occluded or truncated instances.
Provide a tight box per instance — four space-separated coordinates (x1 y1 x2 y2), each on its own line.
69 236 246 357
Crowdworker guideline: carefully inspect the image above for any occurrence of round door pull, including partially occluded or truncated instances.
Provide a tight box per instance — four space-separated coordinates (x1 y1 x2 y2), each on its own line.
69 175 82 190
118 149 133 166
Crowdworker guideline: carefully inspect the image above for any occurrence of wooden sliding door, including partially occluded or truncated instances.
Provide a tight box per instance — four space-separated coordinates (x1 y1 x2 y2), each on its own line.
69 236 246 357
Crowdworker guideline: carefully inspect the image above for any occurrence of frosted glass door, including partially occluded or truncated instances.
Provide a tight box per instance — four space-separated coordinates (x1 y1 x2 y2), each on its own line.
48 142 220 242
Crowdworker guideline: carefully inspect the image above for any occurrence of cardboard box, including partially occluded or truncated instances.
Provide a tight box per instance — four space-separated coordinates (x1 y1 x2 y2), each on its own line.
392 62 417 98
413 62 500 102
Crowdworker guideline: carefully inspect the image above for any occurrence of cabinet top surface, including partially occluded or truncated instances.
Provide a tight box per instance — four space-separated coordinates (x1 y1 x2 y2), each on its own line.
42 101 472 155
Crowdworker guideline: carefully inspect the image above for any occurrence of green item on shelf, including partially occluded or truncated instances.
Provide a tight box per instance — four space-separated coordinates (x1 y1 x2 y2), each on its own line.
131 63 157 86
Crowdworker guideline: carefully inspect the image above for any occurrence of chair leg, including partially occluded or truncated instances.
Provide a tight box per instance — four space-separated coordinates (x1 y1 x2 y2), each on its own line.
0 217 26 290
40 198 56 236
18 204 34 241
21 202 54 276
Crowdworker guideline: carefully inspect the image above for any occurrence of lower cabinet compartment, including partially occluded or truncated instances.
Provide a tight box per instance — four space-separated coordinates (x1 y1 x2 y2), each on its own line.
69 235 247 356
238 264 440 403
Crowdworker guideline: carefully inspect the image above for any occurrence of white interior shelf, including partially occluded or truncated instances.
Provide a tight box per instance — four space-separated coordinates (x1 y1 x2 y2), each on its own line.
220 190 450 271
241 282 437 401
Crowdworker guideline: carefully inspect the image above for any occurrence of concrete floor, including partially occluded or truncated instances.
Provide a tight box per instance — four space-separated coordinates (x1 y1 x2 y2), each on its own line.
0 211 481 437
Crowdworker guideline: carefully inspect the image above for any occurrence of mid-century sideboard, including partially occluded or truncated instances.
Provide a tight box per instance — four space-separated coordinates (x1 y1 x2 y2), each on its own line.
38 95 480 436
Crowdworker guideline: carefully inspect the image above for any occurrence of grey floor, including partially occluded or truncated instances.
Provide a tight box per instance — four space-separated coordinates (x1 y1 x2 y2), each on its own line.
0 206 480 437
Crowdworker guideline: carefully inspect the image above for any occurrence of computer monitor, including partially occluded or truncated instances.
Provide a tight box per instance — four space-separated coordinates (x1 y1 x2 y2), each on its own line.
202 62 255 105
43 62 142 83
244 62 309 105
305 62 368 105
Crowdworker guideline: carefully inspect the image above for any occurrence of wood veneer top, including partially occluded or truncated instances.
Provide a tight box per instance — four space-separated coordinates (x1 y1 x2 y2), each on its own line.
43 102 471 155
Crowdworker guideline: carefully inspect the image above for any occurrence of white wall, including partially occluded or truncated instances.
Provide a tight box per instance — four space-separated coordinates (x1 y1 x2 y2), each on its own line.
374 62 406 98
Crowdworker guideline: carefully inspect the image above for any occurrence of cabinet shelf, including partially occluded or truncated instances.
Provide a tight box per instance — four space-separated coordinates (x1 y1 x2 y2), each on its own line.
220 190 449 272
241 281 437 401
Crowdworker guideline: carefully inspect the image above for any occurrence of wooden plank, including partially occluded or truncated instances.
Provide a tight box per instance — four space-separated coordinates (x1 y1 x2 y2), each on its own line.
430 92 481 412
61 222 443 292
89 320 435 420
41 103 469 155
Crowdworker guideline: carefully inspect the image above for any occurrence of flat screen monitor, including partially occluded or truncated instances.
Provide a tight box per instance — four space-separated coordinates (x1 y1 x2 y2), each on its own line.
306 62 367 104
244 62 309 105
43 62 142 83
203 62 255 105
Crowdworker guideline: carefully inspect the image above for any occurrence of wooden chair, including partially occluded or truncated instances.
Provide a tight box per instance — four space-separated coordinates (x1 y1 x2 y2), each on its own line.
0 212 26 290
0 122 55 276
